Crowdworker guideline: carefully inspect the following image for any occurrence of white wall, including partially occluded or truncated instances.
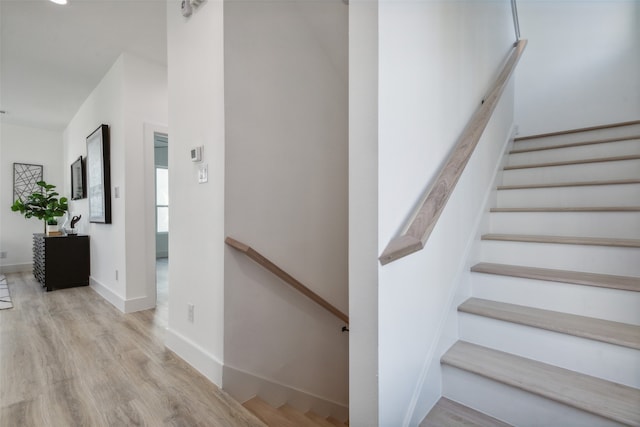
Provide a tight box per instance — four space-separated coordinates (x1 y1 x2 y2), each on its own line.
375 1 515 425
165 1 226 386
122 54 169 305
515 0 640 135
0 123 63 272
63 56 126 301
348 0 380 424
62 53 167 312
223 0 349 413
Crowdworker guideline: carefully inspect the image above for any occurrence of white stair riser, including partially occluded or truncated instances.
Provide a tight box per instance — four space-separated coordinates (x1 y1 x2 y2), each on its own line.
471 273 640 325
514 124 640 151
480 241 640 277
502 159 640 186
496 184 640 208
508 139 640 166
489 211 640 239
442 366 624 427
458 313 640 388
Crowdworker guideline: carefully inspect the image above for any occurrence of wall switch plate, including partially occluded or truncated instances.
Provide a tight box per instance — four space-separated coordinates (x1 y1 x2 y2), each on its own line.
114 186 120 198
198 164 208 183
0 251 7 259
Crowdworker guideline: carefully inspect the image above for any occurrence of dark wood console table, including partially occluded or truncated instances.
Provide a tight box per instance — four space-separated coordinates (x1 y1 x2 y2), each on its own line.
33 233 90 292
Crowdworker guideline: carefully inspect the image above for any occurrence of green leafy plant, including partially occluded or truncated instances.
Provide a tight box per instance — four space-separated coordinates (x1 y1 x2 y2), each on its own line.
11 181 69 226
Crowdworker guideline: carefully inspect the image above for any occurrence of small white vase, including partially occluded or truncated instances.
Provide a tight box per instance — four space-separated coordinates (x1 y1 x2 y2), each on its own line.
46 223 59 235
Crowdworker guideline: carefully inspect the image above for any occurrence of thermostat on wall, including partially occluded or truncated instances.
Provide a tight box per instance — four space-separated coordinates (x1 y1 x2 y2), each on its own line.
190 146 202 162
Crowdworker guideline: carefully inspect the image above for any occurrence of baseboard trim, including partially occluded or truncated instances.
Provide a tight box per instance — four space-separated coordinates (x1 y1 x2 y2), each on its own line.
223 365 349 421
90 276 156 313
90 276 127 312
0 263 32 274
165 328 223 387
123 295 156 313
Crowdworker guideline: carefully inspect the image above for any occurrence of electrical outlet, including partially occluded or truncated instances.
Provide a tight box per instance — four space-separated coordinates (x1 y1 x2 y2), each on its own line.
0 251 7 259
188 304 195 323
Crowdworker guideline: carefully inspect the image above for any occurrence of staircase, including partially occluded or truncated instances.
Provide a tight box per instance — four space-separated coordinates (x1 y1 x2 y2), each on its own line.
423 122 640 426
243 397 348 427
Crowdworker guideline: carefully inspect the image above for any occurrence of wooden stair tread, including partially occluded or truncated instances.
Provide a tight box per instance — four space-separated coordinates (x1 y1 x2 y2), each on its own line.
420 397 512 427
471 262 640 292
243 397 298 427
306 411 339 427
278 404 323 427
504 154 640 170
441 341 640 426
459 298 640 350
482 233 640 248
514 119 640 141
510 134 640 154
497 178 640 190
491 206 640 212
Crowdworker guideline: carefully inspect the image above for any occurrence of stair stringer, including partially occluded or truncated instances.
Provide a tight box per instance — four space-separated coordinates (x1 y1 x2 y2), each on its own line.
404 127 516 426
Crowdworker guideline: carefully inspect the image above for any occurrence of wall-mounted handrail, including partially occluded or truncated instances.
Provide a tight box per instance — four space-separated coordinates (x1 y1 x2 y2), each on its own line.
379 39 527 266
225 237 349 325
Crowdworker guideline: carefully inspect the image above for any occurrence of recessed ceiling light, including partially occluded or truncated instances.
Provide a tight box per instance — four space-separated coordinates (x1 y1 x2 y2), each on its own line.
50 0 68 5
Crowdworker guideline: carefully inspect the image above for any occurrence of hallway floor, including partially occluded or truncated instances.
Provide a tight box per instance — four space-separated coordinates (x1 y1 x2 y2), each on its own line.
156 257 168 328
0 272 265 427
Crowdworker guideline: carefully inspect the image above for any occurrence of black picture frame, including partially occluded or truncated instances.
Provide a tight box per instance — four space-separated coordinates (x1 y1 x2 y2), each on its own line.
86 124 111 223
70 156 86 200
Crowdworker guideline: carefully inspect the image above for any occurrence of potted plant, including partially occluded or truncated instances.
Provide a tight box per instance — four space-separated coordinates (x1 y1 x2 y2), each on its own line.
11 181 69 235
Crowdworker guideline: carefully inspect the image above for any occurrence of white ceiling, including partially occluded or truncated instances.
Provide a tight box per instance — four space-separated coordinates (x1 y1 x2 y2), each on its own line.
0 0 167 131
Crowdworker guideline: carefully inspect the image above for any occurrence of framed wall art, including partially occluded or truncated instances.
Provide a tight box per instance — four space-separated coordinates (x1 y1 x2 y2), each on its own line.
13 163 43 202
70 156 85 200
86 124 112 223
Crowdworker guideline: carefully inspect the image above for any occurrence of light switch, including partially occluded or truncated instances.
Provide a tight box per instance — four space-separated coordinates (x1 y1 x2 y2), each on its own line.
198 164 208 183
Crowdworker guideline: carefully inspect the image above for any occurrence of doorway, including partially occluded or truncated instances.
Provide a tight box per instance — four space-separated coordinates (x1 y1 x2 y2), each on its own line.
154 132 169 323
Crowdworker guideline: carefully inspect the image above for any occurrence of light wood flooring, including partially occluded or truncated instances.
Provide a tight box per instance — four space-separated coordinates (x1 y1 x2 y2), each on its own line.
156 257 169 327
0 272 266 427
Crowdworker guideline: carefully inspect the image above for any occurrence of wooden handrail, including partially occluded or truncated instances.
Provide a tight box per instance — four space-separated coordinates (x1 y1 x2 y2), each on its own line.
379 39 527 265
225 237 349 324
